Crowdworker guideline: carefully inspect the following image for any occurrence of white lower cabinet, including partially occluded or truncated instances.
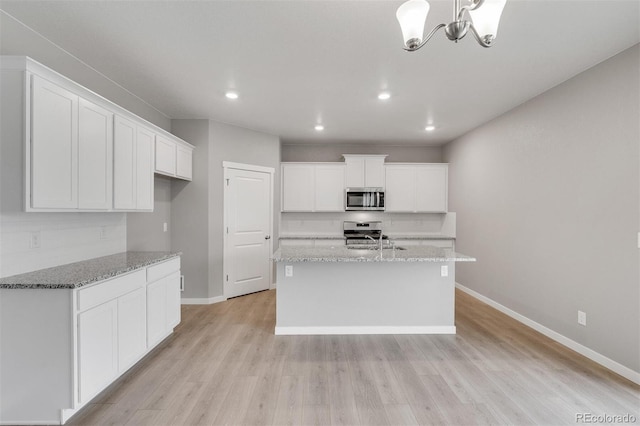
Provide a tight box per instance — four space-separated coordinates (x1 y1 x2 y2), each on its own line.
147 270 181 347
117 286 147 372
78 299 118 404
0 256 182 424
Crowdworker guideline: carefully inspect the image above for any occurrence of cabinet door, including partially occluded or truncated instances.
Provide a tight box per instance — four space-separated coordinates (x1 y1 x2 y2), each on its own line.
155 136 176 176
165 272 181 330
364 157 386 188
31 75 79 209
147 277 167 347
78 98 113 210
314 165 345 211
415 165 448 212
136 127 155 211
113 116 137 210
78 300 118 403
385 166 416 212
117 287 147 372
281 164 314 211
176 146 193 181
344 157 365 187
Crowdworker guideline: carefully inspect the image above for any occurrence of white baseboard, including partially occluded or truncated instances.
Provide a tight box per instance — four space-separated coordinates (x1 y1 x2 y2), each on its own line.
455 283 640 385
275 325 456 335
180 295 227 305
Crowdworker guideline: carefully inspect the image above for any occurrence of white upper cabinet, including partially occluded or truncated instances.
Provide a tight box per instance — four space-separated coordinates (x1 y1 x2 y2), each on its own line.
155 136 193 181
385 164 448 213
30 75 79 209
176 145 193 181
136 127 155 211
314 164 345 211
155 136 176 176
113 116 155 211
281 164 315 211
343 155 387 188
113 116 137 210
415 165 448 212
3 56 194 212
78 99 113 210
281 163 345 212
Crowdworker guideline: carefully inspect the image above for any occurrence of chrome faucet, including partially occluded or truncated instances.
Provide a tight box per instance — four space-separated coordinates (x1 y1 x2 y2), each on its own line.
364 234 384 251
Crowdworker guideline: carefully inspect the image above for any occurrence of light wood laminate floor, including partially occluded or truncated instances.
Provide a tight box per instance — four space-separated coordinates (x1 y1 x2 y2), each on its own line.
69 289 639 425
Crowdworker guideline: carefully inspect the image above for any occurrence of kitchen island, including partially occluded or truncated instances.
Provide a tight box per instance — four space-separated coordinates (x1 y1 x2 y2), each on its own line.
272 245 475 335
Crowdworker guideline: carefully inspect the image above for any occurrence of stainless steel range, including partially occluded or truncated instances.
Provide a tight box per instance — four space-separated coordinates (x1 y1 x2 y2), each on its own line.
343 221 388 246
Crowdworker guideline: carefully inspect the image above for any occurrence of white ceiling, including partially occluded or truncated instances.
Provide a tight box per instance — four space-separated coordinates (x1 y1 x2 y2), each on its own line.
1 1 638 145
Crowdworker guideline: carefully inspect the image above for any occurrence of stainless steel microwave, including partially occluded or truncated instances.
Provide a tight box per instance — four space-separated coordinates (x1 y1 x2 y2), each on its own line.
345 187 385 211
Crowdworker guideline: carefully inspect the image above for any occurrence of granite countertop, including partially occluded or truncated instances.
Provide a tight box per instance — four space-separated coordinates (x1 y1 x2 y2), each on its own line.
272 245 475 263
387 235 456 240
279 236 346 240
279 235 454 240
0 251 181 289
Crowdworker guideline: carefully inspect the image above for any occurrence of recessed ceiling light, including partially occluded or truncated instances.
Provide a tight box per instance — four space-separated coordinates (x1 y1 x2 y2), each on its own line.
425 125 436 131
225 91 238 99
378 92 391 100
314 124 325 131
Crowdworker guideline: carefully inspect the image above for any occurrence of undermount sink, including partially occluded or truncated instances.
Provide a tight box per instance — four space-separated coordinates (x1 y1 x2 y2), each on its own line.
347 246 407 251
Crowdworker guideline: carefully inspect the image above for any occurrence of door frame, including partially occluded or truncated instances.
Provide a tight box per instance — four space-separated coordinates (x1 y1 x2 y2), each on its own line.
222 161 275 299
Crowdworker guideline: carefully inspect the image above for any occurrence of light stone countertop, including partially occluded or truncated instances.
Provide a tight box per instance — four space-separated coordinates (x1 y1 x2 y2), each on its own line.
272 245 475 263
279 235 454 240
279 235 345 240
0 251 181 289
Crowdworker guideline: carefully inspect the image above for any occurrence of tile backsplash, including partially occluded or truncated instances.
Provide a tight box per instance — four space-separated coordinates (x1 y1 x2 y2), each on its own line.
0 212 126 278
280 212 456 237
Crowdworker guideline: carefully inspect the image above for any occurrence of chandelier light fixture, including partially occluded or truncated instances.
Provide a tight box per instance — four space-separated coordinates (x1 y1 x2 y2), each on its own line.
396 0 507 51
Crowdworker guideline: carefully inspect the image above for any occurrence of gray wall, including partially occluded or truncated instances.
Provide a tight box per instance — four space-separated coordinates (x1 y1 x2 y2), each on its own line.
282 143 443 163
169 119 211 299
126 176 172 252
159 119 280 300
443 45 640 373
0 11 171 131
209 121 281 298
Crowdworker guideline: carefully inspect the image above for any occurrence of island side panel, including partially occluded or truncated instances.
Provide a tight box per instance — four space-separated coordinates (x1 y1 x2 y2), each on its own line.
275 261 455 334
0 289 74 424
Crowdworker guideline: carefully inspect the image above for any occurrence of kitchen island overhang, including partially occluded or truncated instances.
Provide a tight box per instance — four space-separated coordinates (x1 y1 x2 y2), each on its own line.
273 246 475 335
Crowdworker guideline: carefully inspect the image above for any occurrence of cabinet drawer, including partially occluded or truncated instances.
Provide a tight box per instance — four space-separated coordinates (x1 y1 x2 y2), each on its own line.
77 269 146 312
147 257 181 283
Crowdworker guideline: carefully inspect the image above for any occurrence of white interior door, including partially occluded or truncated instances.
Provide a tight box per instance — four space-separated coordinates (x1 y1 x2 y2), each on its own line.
225 166 273 298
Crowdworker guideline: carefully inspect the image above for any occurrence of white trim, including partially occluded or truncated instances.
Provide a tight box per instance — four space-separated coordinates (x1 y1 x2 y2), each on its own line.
180 296 227 305
275 326 456 335
270 281 277 290
455 283 640 385
222 161 275 175
0 421 60 425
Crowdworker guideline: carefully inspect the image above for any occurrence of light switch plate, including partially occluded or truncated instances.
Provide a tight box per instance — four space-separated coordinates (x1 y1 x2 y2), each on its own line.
30 231 41 249
163 222 168 233
578 310 587 326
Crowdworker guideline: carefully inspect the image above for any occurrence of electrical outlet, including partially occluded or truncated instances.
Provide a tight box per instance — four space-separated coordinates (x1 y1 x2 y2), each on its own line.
578 310 587 326
285 265 293 277
440 265 449 277
99 226 107 240
163 222 168 233
29 231 41 249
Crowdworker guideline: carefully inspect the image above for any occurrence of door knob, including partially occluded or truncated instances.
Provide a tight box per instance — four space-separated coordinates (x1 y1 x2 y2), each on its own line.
265 235 271 240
